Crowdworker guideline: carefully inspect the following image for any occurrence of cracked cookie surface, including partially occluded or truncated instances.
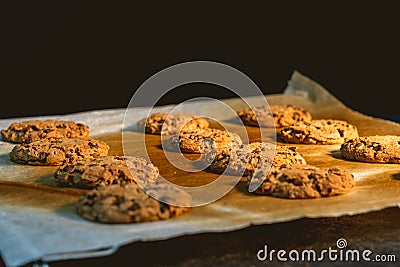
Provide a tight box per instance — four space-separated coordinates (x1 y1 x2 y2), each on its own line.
171 128 242 153
203 142 306 176
238 105 312 128
137 113 209 135
279 119 358 144
252 164 354 199
340 135 400 163
76 183 191 223
9 138 109 166
55 155 159 188
1 120 89 143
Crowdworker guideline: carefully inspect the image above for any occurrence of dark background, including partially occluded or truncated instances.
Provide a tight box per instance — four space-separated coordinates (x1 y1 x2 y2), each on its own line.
1 2 399 120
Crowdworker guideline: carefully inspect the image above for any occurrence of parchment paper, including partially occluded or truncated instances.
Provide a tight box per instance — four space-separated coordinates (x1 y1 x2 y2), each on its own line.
1 71 400 267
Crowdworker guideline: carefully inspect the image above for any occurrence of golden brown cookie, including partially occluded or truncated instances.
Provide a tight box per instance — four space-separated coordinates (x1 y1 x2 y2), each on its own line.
137 113 209 135
202 142 306 176
279 119 358 144
9 138 109 166
55 155 159 189
252 164 354 199
238 105 312 128
171 128 242 154
76 183 191 223
340 135 400 163
1 120 89 143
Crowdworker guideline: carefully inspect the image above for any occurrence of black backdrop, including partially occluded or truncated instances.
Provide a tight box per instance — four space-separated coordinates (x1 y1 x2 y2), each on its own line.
1 2 399 120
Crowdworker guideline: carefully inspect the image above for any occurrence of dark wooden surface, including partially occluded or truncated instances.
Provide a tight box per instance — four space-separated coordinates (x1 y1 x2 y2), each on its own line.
2 207 398 267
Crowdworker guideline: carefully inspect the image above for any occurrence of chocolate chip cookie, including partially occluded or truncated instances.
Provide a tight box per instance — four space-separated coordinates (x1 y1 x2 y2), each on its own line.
76 183 191 223
137 113 209 135
55 155 159 189
9 138 109 166
340 135 400 163
1 120 89 143
252 164 355 199
203 142 306 176
279 119 358 144
238 105 312 128
171 128 242 154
